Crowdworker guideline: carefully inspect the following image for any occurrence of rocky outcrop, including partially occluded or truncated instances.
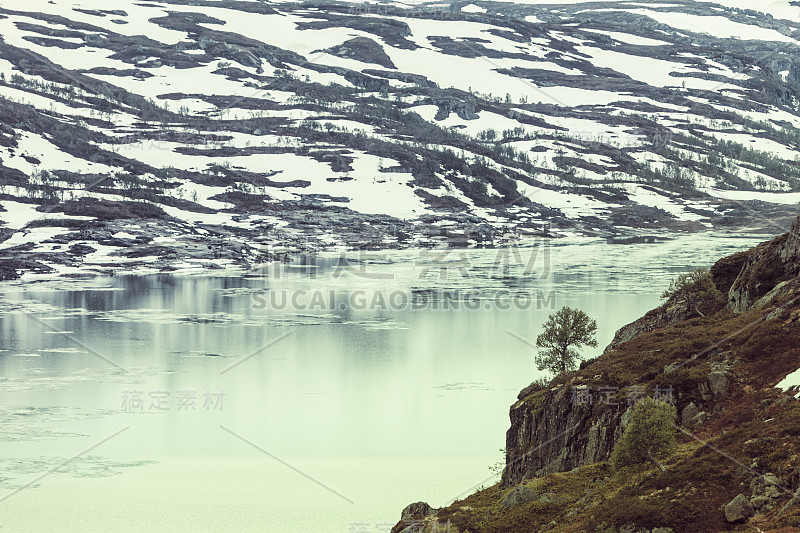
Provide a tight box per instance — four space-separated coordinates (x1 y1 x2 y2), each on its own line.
401 502 434 521
391 502 436 533
723 494 753 523
680 402 708 427
324 37 396 69
499 485 538 508
605 301 688 351
729 215 800 312
430 97 480 121
750 473 784 512
0 257 55 280
606 214 800 349
502 386 627 485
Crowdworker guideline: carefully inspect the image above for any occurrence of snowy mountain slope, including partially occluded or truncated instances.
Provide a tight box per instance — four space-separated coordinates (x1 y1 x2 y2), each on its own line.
1 0 800 277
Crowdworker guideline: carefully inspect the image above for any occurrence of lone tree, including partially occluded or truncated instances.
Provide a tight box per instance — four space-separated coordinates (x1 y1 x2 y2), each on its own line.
611 397 677 472
535 307 598 376
662 267 723 317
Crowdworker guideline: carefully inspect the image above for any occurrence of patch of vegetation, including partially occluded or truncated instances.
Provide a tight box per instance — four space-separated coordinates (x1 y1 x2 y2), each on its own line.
53 198 168 220
611 398 677 472
661 267 725 317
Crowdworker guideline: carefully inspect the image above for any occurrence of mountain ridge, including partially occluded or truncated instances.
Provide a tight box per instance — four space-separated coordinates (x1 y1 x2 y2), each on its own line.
2 0 800 278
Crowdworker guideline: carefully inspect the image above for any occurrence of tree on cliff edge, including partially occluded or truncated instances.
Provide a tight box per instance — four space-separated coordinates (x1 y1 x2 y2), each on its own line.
661 267 723 317
535 307 598 376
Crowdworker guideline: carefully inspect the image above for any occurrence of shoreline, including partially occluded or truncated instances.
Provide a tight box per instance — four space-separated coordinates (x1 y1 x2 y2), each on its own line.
0 227 782 284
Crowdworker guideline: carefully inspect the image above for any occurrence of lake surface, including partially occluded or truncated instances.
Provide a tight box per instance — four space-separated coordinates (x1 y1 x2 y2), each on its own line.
0 233 772 532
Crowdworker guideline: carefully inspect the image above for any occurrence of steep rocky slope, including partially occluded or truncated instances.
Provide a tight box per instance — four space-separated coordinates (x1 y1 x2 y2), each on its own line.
393 213 800 532
2 0 800 277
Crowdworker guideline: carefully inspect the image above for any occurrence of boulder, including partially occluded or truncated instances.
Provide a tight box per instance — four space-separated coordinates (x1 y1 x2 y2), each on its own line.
707 371 730 401
681 403 700 426
750 472 783 510
724 493 754 523
606 300 691 351
400 502 434 522
663 362 681 374
500 485 539 508
681 403 708 426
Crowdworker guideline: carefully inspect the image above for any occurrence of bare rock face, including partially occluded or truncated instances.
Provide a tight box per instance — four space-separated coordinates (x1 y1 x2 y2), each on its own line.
723 493 754 523
783 215 800 264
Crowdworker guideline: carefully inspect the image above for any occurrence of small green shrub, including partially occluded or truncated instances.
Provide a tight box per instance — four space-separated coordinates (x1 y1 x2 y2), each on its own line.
612 398 677 471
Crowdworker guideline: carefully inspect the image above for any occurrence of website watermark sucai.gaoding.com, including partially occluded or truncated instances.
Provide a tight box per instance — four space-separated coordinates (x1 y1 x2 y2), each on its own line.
251 288 557 312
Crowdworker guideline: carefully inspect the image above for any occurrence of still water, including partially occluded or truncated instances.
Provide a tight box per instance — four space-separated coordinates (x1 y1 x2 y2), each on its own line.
0 234 770 531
